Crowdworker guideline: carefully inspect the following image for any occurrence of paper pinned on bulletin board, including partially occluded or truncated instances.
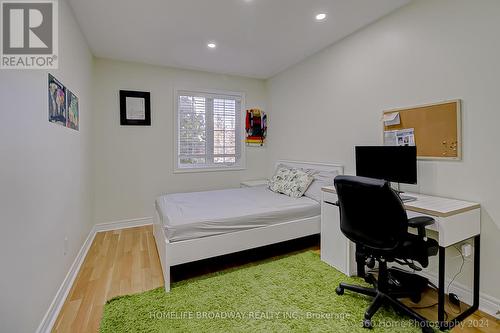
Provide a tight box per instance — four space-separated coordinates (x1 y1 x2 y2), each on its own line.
382 112 400 126
384 128 415 146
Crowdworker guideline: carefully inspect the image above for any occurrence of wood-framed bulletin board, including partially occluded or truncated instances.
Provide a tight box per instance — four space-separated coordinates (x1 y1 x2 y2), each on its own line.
383 100 462 160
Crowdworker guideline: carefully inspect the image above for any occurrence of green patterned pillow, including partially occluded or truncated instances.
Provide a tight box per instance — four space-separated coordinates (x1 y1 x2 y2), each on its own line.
268 166 314 198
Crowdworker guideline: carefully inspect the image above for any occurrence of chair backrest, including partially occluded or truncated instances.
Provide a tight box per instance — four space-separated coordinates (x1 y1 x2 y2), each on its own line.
334 175 408 251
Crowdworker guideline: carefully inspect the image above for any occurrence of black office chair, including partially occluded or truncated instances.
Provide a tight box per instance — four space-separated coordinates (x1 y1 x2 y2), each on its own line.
333 175 438 333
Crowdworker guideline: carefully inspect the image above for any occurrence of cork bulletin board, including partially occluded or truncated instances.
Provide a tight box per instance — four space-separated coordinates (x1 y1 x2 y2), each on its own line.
383 100 462 160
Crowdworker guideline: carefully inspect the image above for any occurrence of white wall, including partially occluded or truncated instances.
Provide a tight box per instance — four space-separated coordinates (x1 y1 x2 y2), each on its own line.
266 0 500 303
0 1 94 332
3 0 500 330
93 59 267 223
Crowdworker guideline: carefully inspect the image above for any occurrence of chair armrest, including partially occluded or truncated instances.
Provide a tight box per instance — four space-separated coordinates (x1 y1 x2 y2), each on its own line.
408 216 435 228
408 216 435 240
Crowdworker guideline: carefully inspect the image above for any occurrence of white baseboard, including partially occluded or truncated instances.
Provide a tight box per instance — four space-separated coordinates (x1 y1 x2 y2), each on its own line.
94 216 153 232
35 226 96 333
36 217 153 333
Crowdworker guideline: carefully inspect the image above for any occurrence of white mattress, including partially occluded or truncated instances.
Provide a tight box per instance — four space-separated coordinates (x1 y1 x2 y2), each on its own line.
156 186 320 242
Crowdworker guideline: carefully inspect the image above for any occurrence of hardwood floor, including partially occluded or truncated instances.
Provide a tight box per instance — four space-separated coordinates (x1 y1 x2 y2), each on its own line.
53 226 164 333
53 225 498 333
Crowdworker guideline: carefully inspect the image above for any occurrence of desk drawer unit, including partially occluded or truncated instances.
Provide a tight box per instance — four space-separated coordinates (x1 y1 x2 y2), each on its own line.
407 208 480 247
320 190 356 276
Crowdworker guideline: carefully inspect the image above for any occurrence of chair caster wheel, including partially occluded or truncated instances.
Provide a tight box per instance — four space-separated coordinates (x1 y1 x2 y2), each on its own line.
421 325 434 333
335 287 344 295
362 319 373 329
366 257 375 269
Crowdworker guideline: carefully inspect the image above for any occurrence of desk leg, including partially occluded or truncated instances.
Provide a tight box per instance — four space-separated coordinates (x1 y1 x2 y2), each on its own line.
438 235 480 331
449 235 481 324
473 235 480 311
438 246 446 329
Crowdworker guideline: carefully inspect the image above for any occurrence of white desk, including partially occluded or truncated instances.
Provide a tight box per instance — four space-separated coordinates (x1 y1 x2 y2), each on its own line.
320 186 481 330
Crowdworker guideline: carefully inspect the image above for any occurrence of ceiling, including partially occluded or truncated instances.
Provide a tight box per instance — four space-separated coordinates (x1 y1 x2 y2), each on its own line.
68 0 410 79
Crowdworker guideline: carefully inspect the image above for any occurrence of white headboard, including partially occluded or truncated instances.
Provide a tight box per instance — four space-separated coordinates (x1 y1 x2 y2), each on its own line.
275 160 344 175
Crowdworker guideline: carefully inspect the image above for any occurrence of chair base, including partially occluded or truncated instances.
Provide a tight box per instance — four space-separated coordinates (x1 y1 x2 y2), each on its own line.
336 281 435 333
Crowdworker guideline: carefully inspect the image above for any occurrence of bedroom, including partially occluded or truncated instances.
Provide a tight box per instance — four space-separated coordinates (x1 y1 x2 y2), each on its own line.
0 0 499 332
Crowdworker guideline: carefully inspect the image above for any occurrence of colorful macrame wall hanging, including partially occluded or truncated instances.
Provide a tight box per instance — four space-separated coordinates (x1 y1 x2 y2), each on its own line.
245 109 267 146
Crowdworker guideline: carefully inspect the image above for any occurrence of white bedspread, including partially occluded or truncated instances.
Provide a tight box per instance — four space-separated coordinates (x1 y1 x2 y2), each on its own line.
156 186 320 242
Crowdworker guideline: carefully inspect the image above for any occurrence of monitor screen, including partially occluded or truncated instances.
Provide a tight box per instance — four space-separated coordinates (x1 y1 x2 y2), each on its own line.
355 146 417 184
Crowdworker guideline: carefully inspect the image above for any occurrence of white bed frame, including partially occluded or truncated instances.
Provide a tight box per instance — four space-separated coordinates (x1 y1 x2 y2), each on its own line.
153 160 344 292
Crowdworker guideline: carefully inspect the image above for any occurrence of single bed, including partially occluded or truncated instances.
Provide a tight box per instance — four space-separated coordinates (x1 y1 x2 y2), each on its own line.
153 160 344 292
156 186 321 242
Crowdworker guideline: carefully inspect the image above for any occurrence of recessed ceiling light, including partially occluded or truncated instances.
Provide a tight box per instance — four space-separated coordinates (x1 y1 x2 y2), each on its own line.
207 43 216 49
315 13 327 21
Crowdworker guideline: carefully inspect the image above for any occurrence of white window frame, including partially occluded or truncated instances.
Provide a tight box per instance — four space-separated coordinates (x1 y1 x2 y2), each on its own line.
173 88 246 173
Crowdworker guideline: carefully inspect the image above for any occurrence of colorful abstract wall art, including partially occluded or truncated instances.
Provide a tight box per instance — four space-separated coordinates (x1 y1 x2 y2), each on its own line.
245 108 267 146
66 90 79 130
48 74 67 126
48 74 79 131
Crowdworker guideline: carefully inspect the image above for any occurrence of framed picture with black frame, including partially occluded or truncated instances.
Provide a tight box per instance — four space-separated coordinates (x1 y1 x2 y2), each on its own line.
119 90 151 126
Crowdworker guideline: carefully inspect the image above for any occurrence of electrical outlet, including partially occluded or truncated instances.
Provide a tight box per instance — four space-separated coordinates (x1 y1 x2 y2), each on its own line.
64 237 68 256
461 243 472 257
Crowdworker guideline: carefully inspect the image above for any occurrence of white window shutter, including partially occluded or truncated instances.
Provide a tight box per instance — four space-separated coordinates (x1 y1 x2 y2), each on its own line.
177 90 243 170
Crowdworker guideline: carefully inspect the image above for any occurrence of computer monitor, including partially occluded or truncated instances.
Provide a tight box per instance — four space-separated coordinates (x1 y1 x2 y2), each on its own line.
355 146 417 184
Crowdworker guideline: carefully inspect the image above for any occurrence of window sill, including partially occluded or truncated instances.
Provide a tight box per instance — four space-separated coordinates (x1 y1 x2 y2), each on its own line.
173 166 246 174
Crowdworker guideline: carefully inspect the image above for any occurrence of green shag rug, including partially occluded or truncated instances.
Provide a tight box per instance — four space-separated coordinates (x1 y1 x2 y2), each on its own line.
100 251 425 333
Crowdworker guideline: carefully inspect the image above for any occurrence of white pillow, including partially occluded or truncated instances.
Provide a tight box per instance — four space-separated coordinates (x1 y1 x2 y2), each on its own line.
303 169 339 202
268 166 314 198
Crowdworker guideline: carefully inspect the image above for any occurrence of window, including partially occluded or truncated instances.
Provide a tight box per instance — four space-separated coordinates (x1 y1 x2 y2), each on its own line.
175 90 245 171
